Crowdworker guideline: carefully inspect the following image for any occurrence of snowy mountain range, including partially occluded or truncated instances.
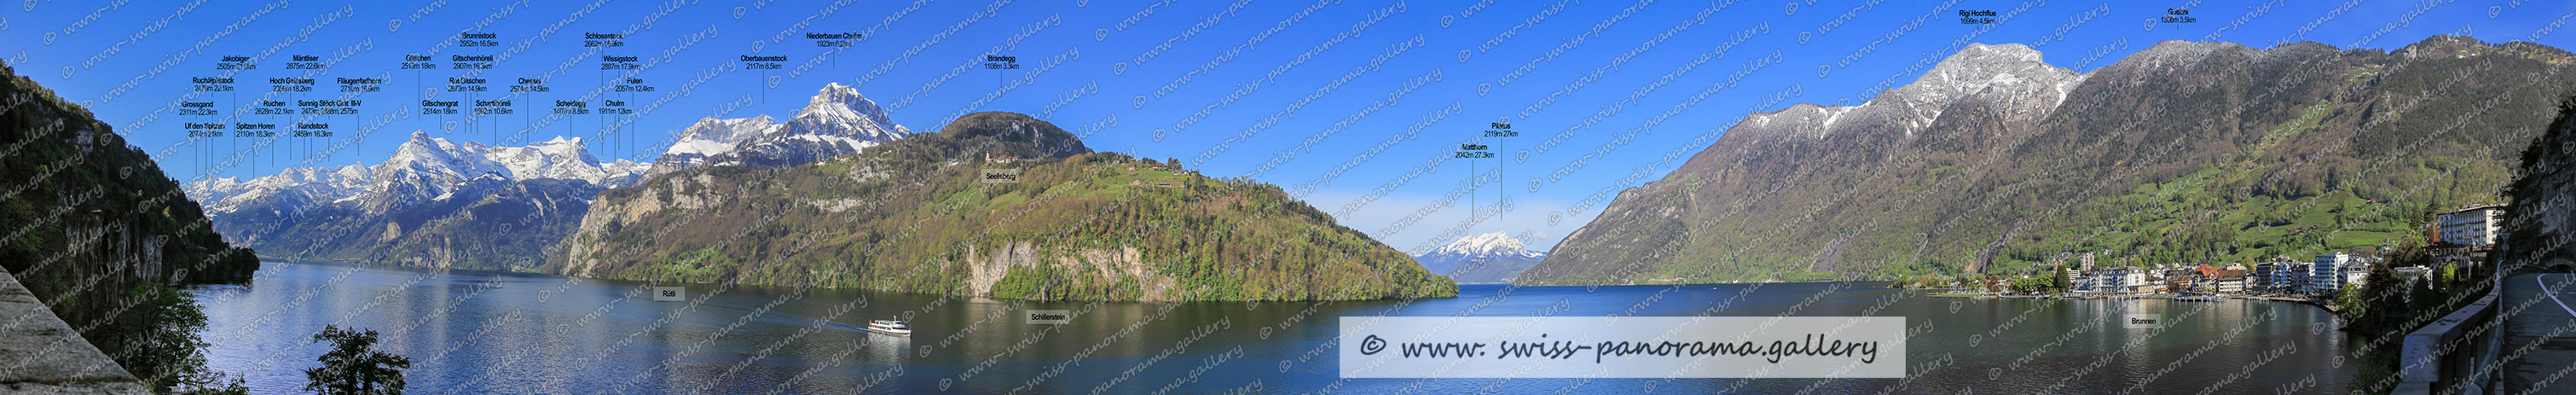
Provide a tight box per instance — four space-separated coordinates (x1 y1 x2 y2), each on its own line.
182 84 912 269
189 132 647 217
1414 232 1548 283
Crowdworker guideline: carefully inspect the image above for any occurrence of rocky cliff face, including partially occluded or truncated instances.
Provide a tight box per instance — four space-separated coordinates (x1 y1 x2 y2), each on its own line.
955 241 1183 300
2503 90 2576 271
0 60 259 392
1527 37 2576 285
554 171 732 278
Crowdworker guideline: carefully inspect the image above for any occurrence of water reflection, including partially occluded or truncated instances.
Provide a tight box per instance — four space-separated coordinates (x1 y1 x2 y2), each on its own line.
191 261 2356 394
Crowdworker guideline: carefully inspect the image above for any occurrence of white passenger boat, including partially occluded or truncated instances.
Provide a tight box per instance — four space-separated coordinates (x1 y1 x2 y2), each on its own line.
864 319 912 336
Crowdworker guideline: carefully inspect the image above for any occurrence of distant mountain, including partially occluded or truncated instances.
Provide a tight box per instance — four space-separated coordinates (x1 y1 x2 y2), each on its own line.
1525 37 2574 285
182 131 645 269
1414 232 1547 283
641 82 910 180
550 112 1456 301
648 115 775 176
188 132 643 218
186 83 912 270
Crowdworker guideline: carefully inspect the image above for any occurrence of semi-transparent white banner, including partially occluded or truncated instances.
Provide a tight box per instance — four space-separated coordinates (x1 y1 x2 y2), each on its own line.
1338 317 1906 379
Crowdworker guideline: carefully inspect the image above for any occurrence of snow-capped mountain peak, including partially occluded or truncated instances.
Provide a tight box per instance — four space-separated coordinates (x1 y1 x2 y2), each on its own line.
784 82 910 141
1425 232 1547 259
483 135 642 185
642 83 913 178
798 83 903 134
1875 43 2087 133
1415 232 1549 283
667 116 778 158
383 131 505 177
183 162 373 214
1734 42 2086 142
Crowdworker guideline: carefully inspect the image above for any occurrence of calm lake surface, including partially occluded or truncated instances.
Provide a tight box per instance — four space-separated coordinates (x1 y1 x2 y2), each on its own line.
189 261 2358 394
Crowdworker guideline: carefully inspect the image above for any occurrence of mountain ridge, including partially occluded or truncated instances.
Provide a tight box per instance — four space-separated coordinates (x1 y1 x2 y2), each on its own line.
550 111 1456 301
1525 36 2574 285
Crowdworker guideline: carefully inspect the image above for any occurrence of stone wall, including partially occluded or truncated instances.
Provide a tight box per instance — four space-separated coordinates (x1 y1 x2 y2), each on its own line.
0 270 147 394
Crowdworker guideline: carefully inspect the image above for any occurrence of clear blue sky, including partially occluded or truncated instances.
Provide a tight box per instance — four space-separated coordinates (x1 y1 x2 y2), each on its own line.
7 0 2573 254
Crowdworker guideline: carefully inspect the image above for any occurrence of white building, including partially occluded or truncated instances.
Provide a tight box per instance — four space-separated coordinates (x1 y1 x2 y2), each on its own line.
2342 261 2372 288
2216 273 2246 293
2437 204 2506 250
2081 268 2150 294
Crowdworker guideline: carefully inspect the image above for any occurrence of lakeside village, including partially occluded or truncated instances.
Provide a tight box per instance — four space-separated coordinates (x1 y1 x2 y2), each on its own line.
1908 204 2505 309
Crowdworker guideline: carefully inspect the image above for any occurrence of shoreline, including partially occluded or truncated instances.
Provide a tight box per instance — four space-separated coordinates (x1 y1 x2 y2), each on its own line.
1919 291 2336 310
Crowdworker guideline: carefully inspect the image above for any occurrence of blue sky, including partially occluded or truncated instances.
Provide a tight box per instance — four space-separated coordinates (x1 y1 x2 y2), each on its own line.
7 0 2573 254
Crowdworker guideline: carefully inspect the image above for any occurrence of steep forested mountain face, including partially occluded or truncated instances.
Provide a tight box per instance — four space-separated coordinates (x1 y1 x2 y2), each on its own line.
553 112 1456 301
0 61 260 389
1527 37 2572 285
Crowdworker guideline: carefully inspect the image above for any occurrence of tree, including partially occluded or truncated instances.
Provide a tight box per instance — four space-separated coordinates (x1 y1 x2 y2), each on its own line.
2353 262 2407 338
2417 199 2442 227
2408 276 2442 320
112 283 248 394
2335 199 2352 226
2440 263 2459 289
2008 276 2052 294
304 325 410 395
2051 265 2071 294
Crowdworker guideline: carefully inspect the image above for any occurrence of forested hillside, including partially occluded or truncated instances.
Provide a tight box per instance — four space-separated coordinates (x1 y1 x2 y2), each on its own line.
551 112 1455 301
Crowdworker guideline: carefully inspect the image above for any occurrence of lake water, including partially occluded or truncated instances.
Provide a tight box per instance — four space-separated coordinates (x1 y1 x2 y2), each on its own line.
190 261 2358 394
